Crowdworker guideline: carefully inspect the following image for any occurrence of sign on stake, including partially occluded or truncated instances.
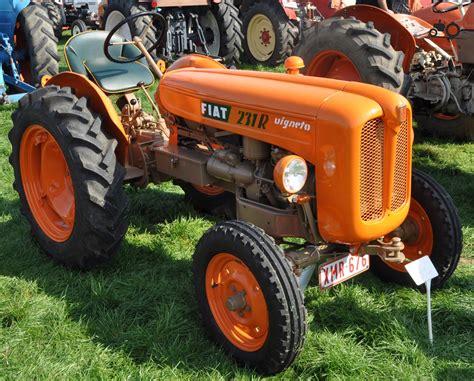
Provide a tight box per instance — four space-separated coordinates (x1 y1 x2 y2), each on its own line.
405 256 439 344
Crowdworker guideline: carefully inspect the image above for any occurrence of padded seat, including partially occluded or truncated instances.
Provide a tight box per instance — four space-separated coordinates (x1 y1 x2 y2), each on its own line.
64 31 154 93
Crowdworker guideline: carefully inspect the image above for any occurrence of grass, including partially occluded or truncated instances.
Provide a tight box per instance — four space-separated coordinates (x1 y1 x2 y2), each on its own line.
0 35 473 380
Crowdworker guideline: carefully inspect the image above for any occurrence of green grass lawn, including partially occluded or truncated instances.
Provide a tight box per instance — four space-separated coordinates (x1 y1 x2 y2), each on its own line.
0 35 473 379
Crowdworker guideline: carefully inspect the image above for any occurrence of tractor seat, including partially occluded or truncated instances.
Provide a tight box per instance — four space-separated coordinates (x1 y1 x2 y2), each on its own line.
64 31 155 93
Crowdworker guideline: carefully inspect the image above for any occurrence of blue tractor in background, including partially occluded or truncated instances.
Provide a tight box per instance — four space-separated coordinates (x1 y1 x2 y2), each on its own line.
0 0 59 104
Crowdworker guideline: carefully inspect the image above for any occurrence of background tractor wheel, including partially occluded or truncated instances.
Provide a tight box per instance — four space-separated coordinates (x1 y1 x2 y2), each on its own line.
9 86 128 269
175 180 235 218
103 0 157 51
371 169 462 290
71 19 88 35
41 1 64 39
242 0 298 66
294 17 405 92
415 114 474 141
198 0 243 64
16 4 59 87
193 220 306 375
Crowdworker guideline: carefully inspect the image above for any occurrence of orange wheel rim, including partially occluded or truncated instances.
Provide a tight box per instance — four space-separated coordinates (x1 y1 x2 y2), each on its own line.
307 50 362 81
387 198 433 272
192 184 225 196
20 125 75 242
206 253 269 352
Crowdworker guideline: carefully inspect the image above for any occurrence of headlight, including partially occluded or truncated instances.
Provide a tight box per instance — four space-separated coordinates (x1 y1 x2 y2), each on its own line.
274 155 308 194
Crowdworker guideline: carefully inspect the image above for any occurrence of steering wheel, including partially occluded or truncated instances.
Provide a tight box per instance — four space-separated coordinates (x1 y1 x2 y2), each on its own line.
433 0 470 14
104 10 166 64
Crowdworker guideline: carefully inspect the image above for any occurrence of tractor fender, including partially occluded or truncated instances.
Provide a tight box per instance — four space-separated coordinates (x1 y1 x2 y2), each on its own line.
166 54 227 72
45 72 129 165
333 5 417 73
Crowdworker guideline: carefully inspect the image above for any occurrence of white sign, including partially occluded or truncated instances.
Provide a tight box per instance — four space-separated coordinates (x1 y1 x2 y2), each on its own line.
404 255 439 286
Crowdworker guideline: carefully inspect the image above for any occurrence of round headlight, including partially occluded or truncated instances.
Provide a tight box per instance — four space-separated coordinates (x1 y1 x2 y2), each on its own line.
274 155 308 194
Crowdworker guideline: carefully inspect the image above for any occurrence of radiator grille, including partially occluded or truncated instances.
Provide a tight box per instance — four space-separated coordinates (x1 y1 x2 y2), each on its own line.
391 120 409 211
360 119 384 221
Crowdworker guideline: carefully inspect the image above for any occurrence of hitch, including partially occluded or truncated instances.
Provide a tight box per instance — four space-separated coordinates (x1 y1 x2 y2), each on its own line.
360 237 406 263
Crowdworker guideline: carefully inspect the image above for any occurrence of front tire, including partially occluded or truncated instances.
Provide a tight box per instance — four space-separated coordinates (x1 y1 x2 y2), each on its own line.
294 17 405 92
71 19 88 35
371 169 462 290
193 221 306 374
9 86 128 269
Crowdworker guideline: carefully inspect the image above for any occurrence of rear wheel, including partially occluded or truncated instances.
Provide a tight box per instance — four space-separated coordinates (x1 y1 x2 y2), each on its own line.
294 17 405 92
193 220 306 375
175 180 235 217
371 169 462 290
16 4 59 87
103 0 157 51
9 86 128 269
198 0 243 64
242 1 298 66
415 113 474 141
42 1 64 38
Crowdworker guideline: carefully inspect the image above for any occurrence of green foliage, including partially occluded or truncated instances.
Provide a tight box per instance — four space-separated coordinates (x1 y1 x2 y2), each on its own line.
0 36 472 379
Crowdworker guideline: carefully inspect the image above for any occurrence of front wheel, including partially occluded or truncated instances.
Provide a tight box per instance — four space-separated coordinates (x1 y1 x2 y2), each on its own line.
9 86 129 269
193 221 306 374
71 19 88 35
371 169 462 290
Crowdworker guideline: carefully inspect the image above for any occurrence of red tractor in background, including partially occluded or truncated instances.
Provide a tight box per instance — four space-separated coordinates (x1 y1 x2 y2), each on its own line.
294 1 474 140
100 0 243 64
238 0 432 65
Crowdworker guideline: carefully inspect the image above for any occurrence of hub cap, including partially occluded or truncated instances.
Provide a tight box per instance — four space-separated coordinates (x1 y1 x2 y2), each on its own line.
307 50 362 81
20 125 75 242
386 198 433 272
247 14 275 61
206 253 269 351
105 10 132 40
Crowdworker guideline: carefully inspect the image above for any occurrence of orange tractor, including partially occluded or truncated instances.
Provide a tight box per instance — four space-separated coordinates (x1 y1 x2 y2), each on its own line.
9 11 462 374
295 1 474 140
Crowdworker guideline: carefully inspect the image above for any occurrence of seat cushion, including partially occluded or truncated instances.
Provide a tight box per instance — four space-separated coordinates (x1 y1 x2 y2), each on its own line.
83 58 154 93
64 31 155 93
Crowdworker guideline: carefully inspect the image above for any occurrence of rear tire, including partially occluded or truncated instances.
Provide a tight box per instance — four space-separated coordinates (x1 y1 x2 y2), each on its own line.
193 220 306 375
103 0 157 51
175 180 235 218
9 86 128 269
204 0 243 64
294 17 405 92
17 4 59 87
371 169 462 290
415 114 474 141
42 1 64 38
242 1 298 65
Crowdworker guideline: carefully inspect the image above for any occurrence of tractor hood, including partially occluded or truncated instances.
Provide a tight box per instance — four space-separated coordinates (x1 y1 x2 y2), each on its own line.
158 68 405 164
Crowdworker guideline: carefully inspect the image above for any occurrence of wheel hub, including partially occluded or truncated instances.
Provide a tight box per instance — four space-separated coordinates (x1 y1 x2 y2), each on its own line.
206 253 268 351
20 125 75 242
247 14 275 61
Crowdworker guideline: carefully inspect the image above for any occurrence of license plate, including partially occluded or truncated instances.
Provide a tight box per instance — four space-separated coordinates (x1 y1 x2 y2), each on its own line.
319 254 370 290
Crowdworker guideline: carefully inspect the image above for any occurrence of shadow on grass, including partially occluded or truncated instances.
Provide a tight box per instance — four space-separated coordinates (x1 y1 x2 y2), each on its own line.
0 187 238 373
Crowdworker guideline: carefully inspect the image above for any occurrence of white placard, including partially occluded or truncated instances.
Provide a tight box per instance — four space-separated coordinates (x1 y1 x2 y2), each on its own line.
404 256 439 286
